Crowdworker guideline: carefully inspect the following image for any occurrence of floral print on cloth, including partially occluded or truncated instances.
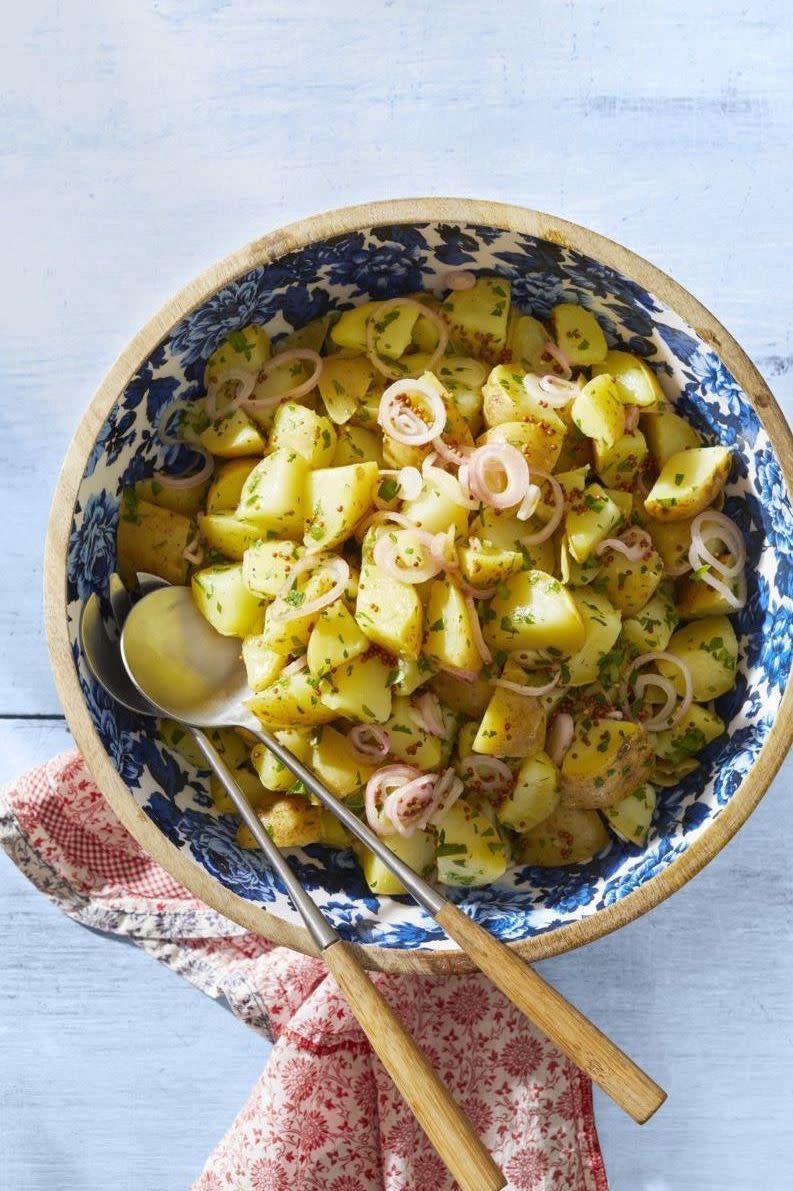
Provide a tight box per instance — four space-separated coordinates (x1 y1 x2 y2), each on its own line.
1 751 608 1191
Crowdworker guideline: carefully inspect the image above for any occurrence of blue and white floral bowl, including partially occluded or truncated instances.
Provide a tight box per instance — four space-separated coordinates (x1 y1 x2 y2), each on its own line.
46 200 793 971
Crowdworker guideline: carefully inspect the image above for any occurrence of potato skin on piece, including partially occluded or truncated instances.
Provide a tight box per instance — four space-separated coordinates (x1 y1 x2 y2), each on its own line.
560 718 654 810
520 806 610 867
644 446 732 521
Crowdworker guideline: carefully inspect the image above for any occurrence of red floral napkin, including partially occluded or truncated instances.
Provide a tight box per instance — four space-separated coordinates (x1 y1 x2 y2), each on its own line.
0 751 608 1191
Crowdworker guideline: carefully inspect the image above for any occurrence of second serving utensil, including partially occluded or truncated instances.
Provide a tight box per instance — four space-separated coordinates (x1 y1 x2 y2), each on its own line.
80 588 504 1191
120 584 666 1123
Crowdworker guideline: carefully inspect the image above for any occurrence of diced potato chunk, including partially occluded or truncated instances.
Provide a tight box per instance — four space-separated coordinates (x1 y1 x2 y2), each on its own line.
496 751 560 833
247 667 336 727
307 598 370 676
478 418 565 473
320 652 393 723
484 570 586 654
251 728 313 791
470 508 556 574
206 458 260 513
566 590 622 687
332 424 384 467
598 528 665 616
423 577 483 674
330 301 382 352
209 767 272 816
657 615 738 700
435 357 487 431
652 703 725 764
560 718 653 809
355 830 436 895
622 585 679 654
391 657 435 697
435 801 507 887
603 784 656 846
259 569 338 655
550 303 608 365
237 448 308 539
241 635 285 692
571 375 625 448
271 402 337 468
472 661 546 758
243 540 303 597
303 461 378 550
237 795 322 849
384 696 444 770
457 542 523 588
591 350 665 408
645 516 695 574
319 810 354 850
442 276 511 362
644 447 732 521
200 409 267 457
566 483 623 563
191 563 264 637
401 471 470 538
198 513 262 561
319 356 377 424
117 496 192 586
593 429 648 490
355 561 423 661
430 670 493 719
520 806 610 866
643 407 702 468
481 367 567 465
508 313 552 373
205 325 271 389
675 571 742 620
135 476 209 517
310 726 376 797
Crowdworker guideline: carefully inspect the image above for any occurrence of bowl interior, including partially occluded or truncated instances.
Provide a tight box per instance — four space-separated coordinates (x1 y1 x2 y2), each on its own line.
65 219 793 952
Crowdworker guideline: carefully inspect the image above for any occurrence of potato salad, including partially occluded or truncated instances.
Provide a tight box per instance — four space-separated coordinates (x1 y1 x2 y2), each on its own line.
118 273 745 891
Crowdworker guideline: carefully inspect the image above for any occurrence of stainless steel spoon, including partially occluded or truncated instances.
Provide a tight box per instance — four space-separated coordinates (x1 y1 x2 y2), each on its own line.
119 584 666 1123
80 587 503 1190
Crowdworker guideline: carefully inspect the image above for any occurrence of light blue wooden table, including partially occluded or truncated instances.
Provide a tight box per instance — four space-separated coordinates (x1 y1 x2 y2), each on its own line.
1 3 791 1188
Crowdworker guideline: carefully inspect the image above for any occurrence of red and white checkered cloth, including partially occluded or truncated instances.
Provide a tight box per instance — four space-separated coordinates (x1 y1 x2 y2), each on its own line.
0 751 608 1191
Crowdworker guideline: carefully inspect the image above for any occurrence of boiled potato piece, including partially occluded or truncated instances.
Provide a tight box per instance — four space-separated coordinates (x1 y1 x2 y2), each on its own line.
643 406 702 469
198 513 262 561
603 783 656 846
484 570 586 655
241 635 285 692
279 314 331 355
205 325 271 389
191 563 264 637
134 476 209 517
622 585 679 654
319 355 377 424
435 800 507 887
675 571 742 620
478 418 565 473
237 448 308 539
330 301 383 352
496 751 560 833
472 662 546 758
423 576 483 674
471 507 556 574
559 537 601 588
560 718 653 809
566 483 623 563
645 516 695 574
598 528 665 616
435 357 487 431
458 541 523 588
605 489 633 520
307 598 370 676
481 366 566 462
566 590 622 687
401 470 470 538
206 458 259 513
332 424 383 467
271 402 337 468
550 303 608 365
369 301 421 361
117 495 192 586
391 657 435 697
355 560 423 661
653 703 725 764
251 728 313 791
319 809 354 850
237 795 322 850
355 829 436 895
554 422 592 473
200 409 267 457
304 461 378 550
442 276 511 361
248 667 335 727
384 696 445 770
242 540 302 597
591 350 665 408
521 806 610 866
657 615 738 700
508 313 552 373
430 670 493 719
209 767 272 816
571 375 625 449
310 726 376 797
644 447 732 521
456 721 479 760
259 569 339 655
593 429 648 490
320 652 393 723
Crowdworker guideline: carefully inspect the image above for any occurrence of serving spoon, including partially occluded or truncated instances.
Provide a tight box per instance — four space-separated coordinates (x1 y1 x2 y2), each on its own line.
80 587 504 1191
120 585 666 1124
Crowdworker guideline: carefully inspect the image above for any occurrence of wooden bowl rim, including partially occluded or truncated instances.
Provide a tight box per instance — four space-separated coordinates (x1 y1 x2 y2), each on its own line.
44 197 793 974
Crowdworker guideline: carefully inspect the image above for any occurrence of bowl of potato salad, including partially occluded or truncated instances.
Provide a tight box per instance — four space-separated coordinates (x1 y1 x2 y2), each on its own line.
46 200 793 971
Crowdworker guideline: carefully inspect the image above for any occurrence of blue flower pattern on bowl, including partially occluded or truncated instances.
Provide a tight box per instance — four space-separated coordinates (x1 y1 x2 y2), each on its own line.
65 223 793 952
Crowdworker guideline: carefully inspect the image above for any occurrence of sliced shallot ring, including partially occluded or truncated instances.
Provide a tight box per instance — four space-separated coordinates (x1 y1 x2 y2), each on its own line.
156 400 215 490
366 298 449 379
365 764 421 835
634 673 678 732
242 348 323 412
270 555 350 624
426 459 479 509
519 470 565 545
408 691 446 737
378 376 447 445
546 712 575 766
437 662 478 683
689 510 745 578
595 531 652 562
348 724 391 760
492 671 561 697
205 366 257 421
429 768 465 824
443 270 476 291
523 373 577 409
464 594 492 665
431 435 472 466
373 530 441 584
541 340 573 379
280 655 309 678
466 443 530 510
459 754 514 791
516 483 542 522
622 651 694 732
383 774 438 835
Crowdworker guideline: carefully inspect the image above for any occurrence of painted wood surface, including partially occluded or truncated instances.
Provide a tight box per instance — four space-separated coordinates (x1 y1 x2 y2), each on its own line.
1 2 791 1189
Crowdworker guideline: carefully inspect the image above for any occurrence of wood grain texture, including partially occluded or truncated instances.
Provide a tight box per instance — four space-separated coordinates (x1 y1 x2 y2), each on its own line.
322 939 505 1191
2 1 792 1188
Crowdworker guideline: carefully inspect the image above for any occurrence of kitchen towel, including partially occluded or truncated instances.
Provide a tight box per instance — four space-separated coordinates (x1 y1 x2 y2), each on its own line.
1 751 608 1191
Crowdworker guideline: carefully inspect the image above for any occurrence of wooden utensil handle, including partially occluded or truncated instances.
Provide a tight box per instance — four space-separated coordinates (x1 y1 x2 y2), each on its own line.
322 940 505 1191
436 903 666 1124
